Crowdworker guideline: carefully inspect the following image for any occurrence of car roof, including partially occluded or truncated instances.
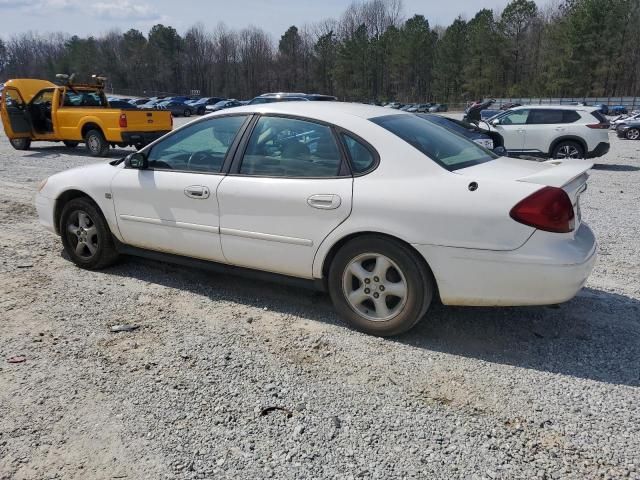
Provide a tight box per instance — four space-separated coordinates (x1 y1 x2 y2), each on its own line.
511 105 597 112
206 101 407 122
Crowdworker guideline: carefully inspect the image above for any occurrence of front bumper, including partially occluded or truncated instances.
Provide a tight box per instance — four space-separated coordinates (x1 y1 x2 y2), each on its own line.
120 131 170 146
35 193 56 234
586 142 610 158
413 223 597 306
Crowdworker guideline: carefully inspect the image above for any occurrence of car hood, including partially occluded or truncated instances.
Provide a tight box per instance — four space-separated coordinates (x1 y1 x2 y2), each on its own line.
42 162 121 199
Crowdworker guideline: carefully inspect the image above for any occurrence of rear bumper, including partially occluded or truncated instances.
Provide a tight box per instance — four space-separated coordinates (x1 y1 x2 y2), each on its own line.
586 141 610 158
413 223 597 306
120 131 170 146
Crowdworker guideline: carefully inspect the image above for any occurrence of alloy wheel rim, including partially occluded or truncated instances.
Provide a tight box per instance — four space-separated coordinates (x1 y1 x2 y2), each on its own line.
556 145 580 159
67 210 98 259
88 135 99 152
342 253 408 322
628 129 639 140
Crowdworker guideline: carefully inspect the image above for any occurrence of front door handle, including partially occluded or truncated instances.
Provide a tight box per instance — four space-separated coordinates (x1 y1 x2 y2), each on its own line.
184 185 210 199
307 194 341 210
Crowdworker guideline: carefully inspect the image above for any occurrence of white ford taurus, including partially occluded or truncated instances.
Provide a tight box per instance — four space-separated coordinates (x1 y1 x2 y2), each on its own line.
36 102 597 336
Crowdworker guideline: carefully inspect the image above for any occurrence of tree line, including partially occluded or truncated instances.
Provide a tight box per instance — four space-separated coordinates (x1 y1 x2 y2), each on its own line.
0 0 638 103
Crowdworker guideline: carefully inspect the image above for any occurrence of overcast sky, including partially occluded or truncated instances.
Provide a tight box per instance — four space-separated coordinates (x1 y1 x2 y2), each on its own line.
0 0 554 39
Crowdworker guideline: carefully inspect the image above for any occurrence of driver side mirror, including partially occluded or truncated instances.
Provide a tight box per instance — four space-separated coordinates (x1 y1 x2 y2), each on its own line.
125 152 148 169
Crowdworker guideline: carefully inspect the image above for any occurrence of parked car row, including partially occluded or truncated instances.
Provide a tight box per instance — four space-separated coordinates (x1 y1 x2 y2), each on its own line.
383 102 448 113
107 92 338 117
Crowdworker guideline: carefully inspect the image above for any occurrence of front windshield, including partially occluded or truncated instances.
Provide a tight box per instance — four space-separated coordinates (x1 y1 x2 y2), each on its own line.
213 101 228 107
371 114 496 171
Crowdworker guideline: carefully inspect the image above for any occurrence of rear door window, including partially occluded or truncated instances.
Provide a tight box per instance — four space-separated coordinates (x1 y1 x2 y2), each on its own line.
240 116 342 177
527 109 564 124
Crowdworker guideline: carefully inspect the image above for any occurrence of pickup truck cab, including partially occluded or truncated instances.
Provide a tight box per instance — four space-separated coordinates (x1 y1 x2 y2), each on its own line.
1 78 173 156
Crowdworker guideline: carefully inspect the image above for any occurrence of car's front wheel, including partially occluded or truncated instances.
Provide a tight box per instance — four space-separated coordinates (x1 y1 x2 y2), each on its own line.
625 128 640 140
10 137 31 150
183 109 191 117
552 141 585 159
60 198 119 270
328 235 434 336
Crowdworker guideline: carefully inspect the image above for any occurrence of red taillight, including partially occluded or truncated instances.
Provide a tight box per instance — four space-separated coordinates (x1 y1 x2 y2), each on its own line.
510 186 575 233
586 123 609 129
119 113 127 128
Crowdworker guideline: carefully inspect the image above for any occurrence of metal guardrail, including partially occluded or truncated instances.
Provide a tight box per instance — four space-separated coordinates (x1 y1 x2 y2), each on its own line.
494 97 639 110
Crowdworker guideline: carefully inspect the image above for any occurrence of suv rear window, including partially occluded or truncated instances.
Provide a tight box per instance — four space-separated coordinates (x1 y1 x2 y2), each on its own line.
371 114 495 171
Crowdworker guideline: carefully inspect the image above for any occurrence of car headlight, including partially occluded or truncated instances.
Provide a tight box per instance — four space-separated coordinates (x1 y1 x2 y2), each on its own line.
37 178 48 192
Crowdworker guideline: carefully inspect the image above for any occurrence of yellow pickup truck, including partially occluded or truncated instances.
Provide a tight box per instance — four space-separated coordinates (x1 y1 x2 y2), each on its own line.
0 78 173 156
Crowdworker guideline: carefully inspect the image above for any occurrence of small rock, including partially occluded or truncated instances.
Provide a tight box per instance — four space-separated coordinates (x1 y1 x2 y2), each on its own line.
110 324 139 333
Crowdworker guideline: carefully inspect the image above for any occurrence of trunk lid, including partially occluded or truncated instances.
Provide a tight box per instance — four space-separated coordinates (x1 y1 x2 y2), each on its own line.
458 157 592 229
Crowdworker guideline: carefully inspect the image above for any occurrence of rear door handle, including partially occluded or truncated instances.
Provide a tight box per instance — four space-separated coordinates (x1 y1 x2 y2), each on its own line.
184 185 210 199
307 194 341 210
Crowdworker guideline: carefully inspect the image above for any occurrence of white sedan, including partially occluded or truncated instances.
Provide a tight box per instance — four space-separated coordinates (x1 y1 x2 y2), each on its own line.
35 102 597 336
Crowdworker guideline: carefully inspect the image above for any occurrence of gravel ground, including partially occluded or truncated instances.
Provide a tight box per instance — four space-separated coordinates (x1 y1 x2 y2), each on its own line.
0 118 639 480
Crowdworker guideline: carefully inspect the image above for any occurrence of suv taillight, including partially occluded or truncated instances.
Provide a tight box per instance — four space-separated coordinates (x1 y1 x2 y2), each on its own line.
586 123 609 129
119 113 128 128
510 186 575 233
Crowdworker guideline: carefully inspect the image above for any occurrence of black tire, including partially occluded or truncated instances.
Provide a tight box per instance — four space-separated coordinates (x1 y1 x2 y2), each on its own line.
625 128 640 140
328 235 434 336
84 129 109 157
60 197 119 270
9 137 31 150
183 108 191 117
63 141 79 148
551 140 585 159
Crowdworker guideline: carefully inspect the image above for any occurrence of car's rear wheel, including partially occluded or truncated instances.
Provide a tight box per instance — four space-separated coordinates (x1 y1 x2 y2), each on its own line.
63 141 79 148
183 108 191 117
60 197 119 270
10 138 31 150
84 129 109 157
552 141 584 159
328 235 434 336
625 128 640 140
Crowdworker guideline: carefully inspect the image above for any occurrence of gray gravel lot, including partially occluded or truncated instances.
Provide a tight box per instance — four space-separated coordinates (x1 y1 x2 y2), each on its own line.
0 117 639 480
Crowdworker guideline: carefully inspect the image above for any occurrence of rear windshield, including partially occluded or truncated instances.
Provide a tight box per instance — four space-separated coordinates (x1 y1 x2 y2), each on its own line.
370 114 496 171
